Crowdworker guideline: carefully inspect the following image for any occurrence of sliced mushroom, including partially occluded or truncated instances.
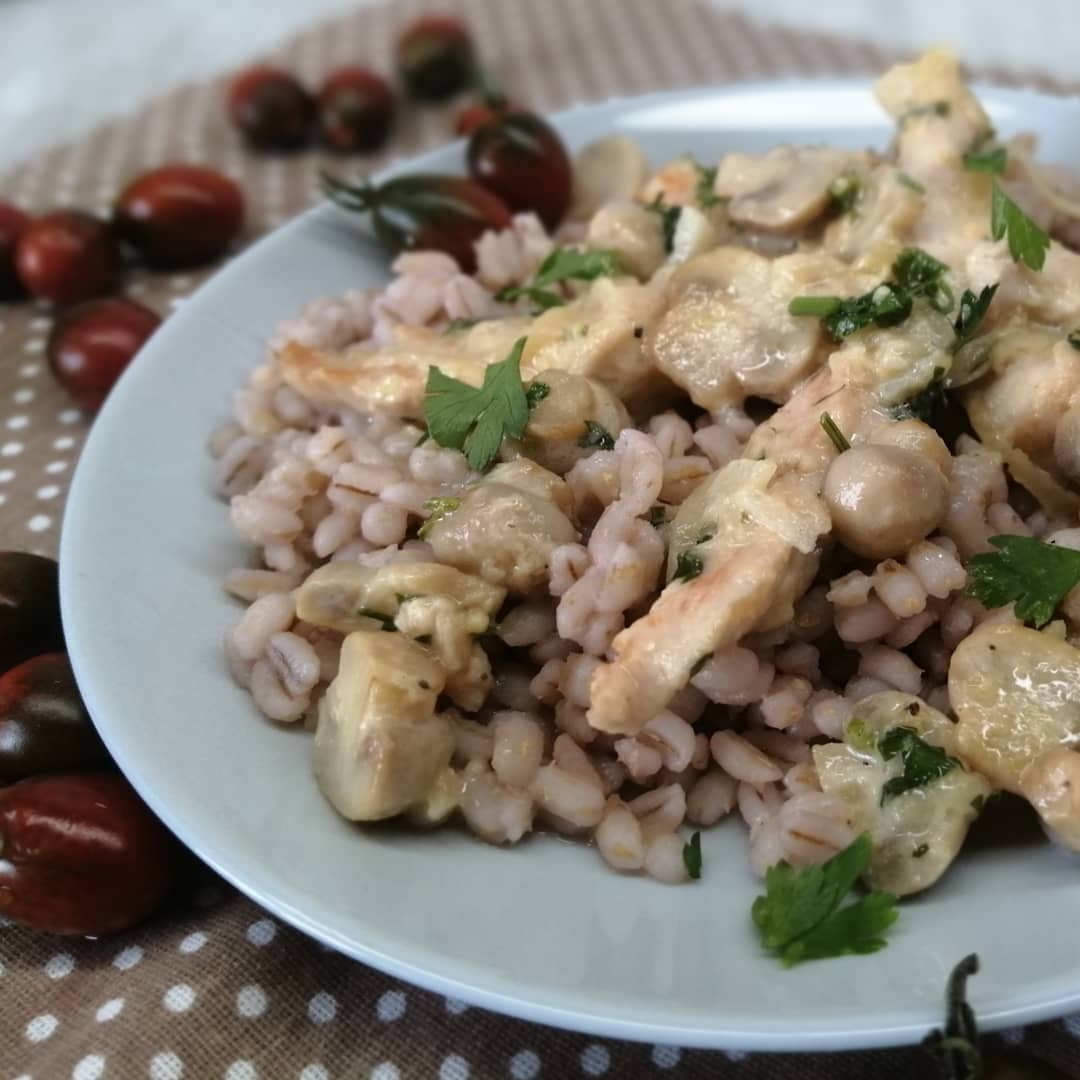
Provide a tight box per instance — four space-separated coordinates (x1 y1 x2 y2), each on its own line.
569 134 651 222
510 370 631 475
585 202 666 280
714 145 869 234
823 164 924 262
812 691 992 896
486 458 575 517
1018 747 1080 851
294 560 505 635
950 622 1080 794
312 631 453 821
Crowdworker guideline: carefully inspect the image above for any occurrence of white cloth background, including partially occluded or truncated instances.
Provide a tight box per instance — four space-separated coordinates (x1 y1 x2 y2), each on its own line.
1 0 1076 171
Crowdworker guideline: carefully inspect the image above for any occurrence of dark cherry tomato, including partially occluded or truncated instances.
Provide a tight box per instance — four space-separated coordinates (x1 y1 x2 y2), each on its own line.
114 164 245 268
0 201 29 300
323 172 512 271
0 552 62 674
227 65 314 151
48 297 161 410
396 15 475 102
0 653 111 783
0 772 179 935
456 95 514 138
317 67 395 154
15 211 122 306
466 111 573 230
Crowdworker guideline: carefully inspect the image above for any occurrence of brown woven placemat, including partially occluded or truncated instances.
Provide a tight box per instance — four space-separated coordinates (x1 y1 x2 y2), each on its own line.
3 1 1080 1077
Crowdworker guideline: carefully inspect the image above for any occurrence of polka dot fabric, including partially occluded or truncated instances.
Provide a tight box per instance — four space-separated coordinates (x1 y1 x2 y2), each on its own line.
4 1 1080 1076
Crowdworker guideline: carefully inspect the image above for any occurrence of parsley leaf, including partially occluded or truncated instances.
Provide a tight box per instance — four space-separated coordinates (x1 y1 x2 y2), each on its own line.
525 381 550 409
695 163 720 208
879 726 961 802
648 195 681 254
356 607 397 631
966 534 1080 627
828 173 861 215
952 284 997 351
423 337 530 471
683 832 702 880
891 366 948 424
893 247 953 312
751 834 899 967
497 248 620 310
991 180 1049 271
579 420 615 451
963 146 1007 174
647 505 667 527
673 549 705 582
820 412 851 453
417 496 461 539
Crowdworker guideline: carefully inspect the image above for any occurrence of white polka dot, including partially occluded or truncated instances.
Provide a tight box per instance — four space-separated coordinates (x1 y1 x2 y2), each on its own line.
53 435 75 450
29 317 51 331
509 1050 540 1079
246 918 277 946
25 1013 59 1042
376 989 407 1022
45 460 69 474
580 1044 610 1076
651 1046 680 1069
59 408 81 424
225 1062 257 1080
308 991 337 1024
0 469 13 482
19 362 41 377
438 1055 469 1080
36 484 61 500
113 946 143 971
236 984 268 1018
370 1066 400 1080
1 442 23 456
95 998 125 1022
12 388 34 404
45 952 75 979
73 1053 107 1080
149 1050 184 1080
163 983 196 1013
444 997 468 1015
23 339 44 354
299 1067 329 1080
6 415 28 430
27 514 52 533
178 931 207 954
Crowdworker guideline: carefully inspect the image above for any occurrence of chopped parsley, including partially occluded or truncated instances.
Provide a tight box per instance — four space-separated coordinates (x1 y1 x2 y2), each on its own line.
990 179 1049 271
673 549 704 582
893 247 953 312
896 171 926 194
683 831 702 880
356 607 397 631
923 955 982 1079
879 726 961 802
695 162 721 208
846 717 877 754
423 337 530 470
417 496 461 539
579 420 615 451
912 843 930 859
525 381 550 409
1069 332 1080 351
497 247 620 310
751 833 899 967
963 145 1007 175
966 534 1080 627
891 367 948 424
828 173 861 215
952 284 997 351
819 412 851 453
648 194 681 254
900 100 950 124
647 505 667 527
443 317 480 333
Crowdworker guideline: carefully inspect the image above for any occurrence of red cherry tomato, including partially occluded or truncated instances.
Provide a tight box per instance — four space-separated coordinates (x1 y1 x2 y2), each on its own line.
0 202 29 300
227 65 314 151
15 211 122 306
114 164 245 268
456 97 514 138
466 111 572 230
396 15 475 102
47 297 160 410
318 67 395 153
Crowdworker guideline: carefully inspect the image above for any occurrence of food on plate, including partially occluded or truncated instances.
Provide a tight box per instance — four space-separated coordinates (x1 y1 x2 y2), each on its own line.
215 49 1080 952
0 553 63 672
0 772 179 935
15 210 122 306
0 201 29 299
317 67 396 154
396 14 476 102
227 64 315 151
113 164 245 269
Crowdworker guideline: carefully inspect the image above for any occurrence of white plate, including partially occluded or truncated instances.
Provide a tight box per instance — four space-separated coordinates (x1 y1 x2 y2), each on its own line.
61 80 1080 1051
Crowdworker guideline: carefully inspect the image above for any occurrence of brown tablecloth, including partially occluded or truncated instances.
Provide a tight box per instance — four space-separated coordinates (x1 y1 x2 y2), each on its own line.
3 1 1080 1076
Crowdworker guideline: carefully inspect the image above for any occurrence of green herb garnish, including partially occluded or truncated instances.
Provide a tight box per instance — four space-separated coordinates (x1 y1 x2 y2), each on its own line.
497 247 620 310
673 549 705 582
648 194 682 254
417 496 462 539
423 338 530 471
752 834 899 967
788 295 842 318
923 955 982 1080
966 534 1080 627
963 146 1007 175
579 420 615 451
695 163 720 208
819 412 851 453
1068 332 1080 351
879 726 960 802
952 285 997 351
891 367 948 425
444 317 480 333
683 831 702 880
356 607 397 631
525 381 550 409
991 179 1049 271
828 173 861 215
900 101 951 125
897 171 926 194
648 505 667 527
